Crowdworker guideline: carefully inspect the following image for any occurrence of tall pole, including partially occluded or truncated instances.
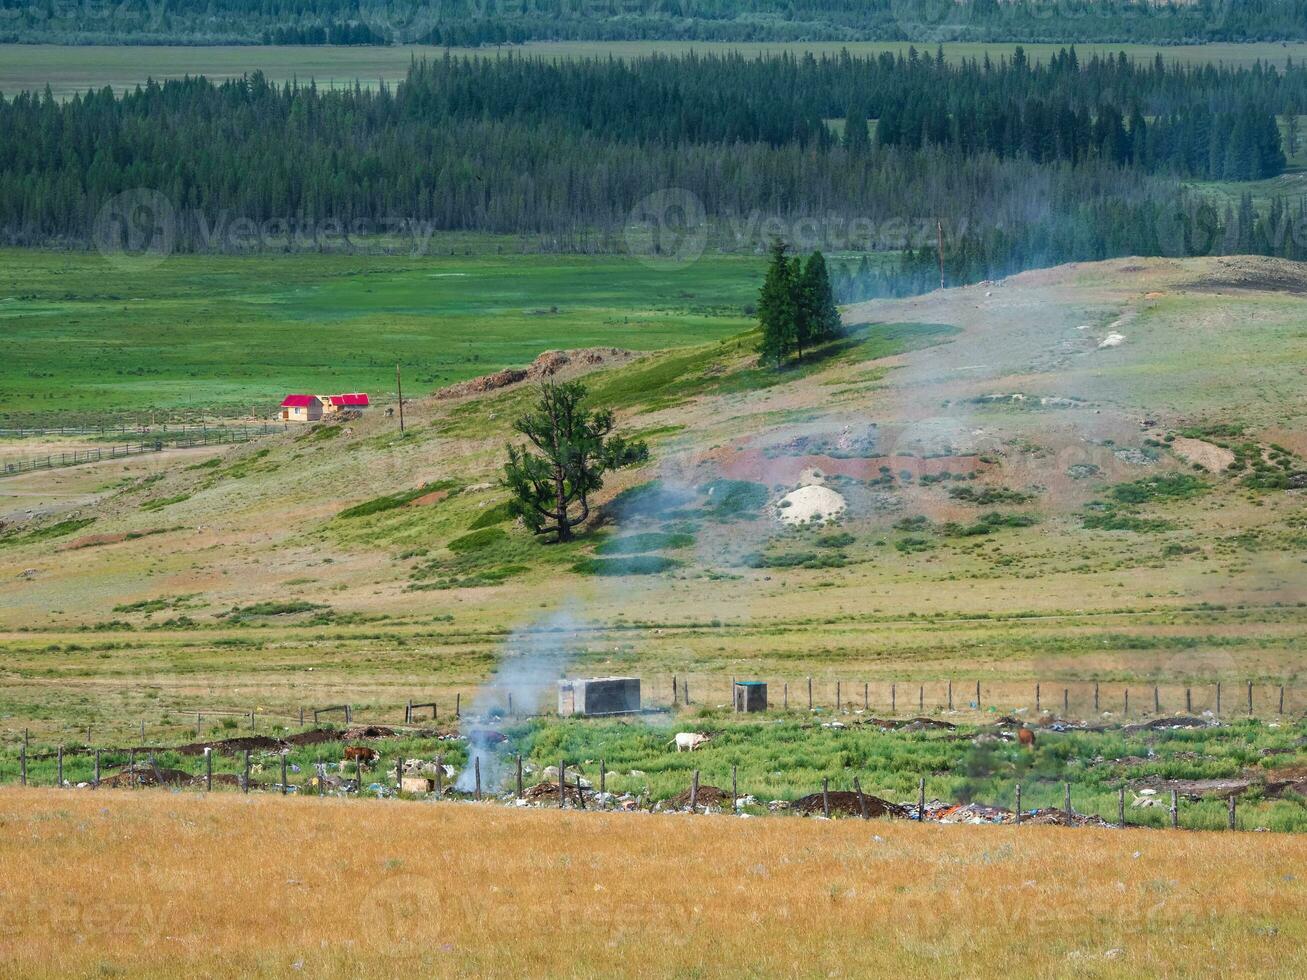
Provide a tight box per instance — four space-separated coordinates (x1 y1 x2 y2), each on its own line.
937 219 945 290
395 363 405 434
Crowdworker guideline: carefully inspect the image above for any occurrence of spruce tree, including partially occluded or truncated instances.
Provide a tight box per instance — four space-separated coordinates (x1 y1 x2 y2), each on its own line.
798 251 842 348
757 239 797 367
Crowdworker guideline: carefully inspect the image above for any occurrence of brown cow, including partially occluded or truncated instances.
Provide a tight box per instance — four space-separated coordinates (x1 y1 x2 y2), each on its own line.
343 745 379 763
1017 727 1036 748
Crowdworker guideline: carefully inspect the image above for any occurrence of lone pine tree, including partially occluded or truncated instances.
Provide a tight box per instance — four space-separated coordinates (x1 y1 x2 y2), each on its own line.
502 381 648 543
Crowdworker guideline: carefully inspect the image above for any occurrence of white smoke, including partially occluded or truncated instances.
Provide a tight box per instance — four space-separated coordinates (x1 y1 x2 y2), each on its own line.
455 606 584 792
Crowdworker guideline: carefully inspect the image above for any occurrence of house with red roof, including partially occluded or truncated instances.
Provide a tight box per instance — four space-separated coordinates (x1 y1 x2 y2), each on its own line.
280 394 323 422
323 393 370 416
279 392 370 422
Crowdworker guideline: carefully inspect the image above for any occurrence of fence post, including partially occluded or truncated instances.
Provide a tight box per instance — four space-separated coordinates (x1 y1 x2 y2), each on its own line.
948 681 953 711
690 770 700 812
672 675 678 706
917 777 926 822
455 693 460 719
1280 686 1285 715
516 755 524 799
732 765 738 814
1014 784 1022 825
206 750 212 792
243 750 250 794
1186 688 1192 713
822 777 830 819
891 683 896 714
140 719 145 741
1124 688 1129 716
1036 683 1041 713
1170 789 1179 830
282 754 288 795
1228 794 1237 830
558 758 565 809
1064 688 1069 716
976 680 982 711
1216 681 1222 715
1247 681 1253 716
406 700 412 724
864 683 869 711
683 678 689 705
599 758 606 795
783 682 788 709
1094 682 1099 713
1064 782 1072 820
94 749 101 788
1154 686 1160 714
807 676 812 710
57 746 63 788
474 757 481 802
19 740 26 786
918 685 924 713
854 776 867 820
836 680 840 711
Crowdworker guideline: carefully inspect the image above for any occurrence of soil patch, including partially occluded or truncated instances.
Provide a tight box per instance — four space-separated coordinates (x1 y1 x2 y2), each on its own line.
435 348 633 399
791 791 906 818
1168 436 1234 472
99 764 191 788
175 735 283 756
668 784 732 808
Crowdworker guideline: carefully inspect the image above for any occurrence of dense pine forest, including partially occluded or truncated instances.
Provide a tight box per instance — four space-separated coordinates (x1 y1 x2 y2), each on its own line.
2 49 1306 296
3 0 1307 46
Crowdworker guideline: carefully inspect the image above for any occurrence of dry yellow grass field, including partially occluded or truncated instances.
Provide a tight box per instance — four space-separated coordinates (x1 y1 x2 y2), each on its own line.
0 787 1303 978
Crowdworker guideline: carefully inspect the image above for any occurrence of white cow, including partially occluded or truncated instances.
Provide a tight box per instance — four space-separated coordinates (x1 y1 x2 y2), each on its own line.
669 732 711 752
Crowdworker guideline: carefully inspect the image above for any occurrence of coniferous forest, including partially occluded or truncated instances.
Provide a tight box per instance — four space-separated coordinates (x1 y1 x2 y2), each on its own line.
3 0 1307 46
2 49 1306 297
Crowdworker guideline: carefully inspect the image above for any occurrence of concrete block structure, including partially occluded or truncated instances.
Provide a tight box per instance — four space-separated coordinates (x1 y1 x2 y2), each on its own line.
558 677 641 717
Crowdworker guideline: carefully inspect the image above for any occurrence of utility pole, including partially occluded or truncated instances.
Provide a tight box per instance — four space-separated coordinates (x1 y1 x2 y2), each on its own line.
395 362 405 434
936 219 945 291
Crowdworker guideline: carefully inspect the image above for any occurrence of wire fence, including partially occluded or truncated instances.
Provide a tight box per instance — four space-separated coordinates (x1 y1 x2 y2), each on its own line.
0 424 288 477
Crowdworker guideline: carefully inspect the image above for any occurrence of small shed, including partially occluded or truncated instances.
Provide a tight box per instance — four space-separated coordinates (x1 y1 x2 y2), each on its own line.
558 677 641 717
280 394 323 422
733 681 768 713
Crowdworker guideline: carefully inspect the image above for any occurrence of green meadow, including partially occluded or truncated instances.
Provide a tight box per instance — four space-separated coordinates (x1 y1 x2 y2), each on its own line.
0 248 761 424
4 41 1307 99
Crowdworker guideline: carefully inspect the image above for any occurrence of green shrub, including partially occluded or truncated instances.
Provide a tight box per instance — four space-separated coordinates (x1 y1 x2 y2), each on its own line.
335 480 457 519
467 500 515 529
595 532 695 555
700 479 769 520
572 556 683 576
947 485 1035 505
448 527 508 553
815 531 855 548
1108 473 1207 504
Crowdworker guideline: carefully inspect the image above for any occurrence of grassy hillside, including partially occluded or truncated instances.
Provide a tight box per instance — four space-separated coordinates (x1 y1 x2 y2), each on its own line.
0 255 1304 748
0 249 759 424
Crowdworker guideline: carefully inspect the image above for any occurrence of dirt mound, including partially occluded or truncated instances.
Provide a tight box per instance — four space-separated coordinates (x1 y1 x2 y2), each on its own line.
175 735 283 756
524 780 586 803
284 729 342 747
776 485 846 525
668 784 732 808
868 717 957 731
100 764 191 788
435 348 632 399
1187 257 1307 295
791 791 906 818
1123 716 1215 733
343 726 395 739
1022 808 1114 828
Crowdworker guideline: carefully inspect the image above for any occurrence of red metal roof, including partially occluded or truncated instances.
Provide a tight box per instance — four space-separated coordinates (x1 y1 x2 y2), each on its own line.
280 394 319 408
330 393 370 407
